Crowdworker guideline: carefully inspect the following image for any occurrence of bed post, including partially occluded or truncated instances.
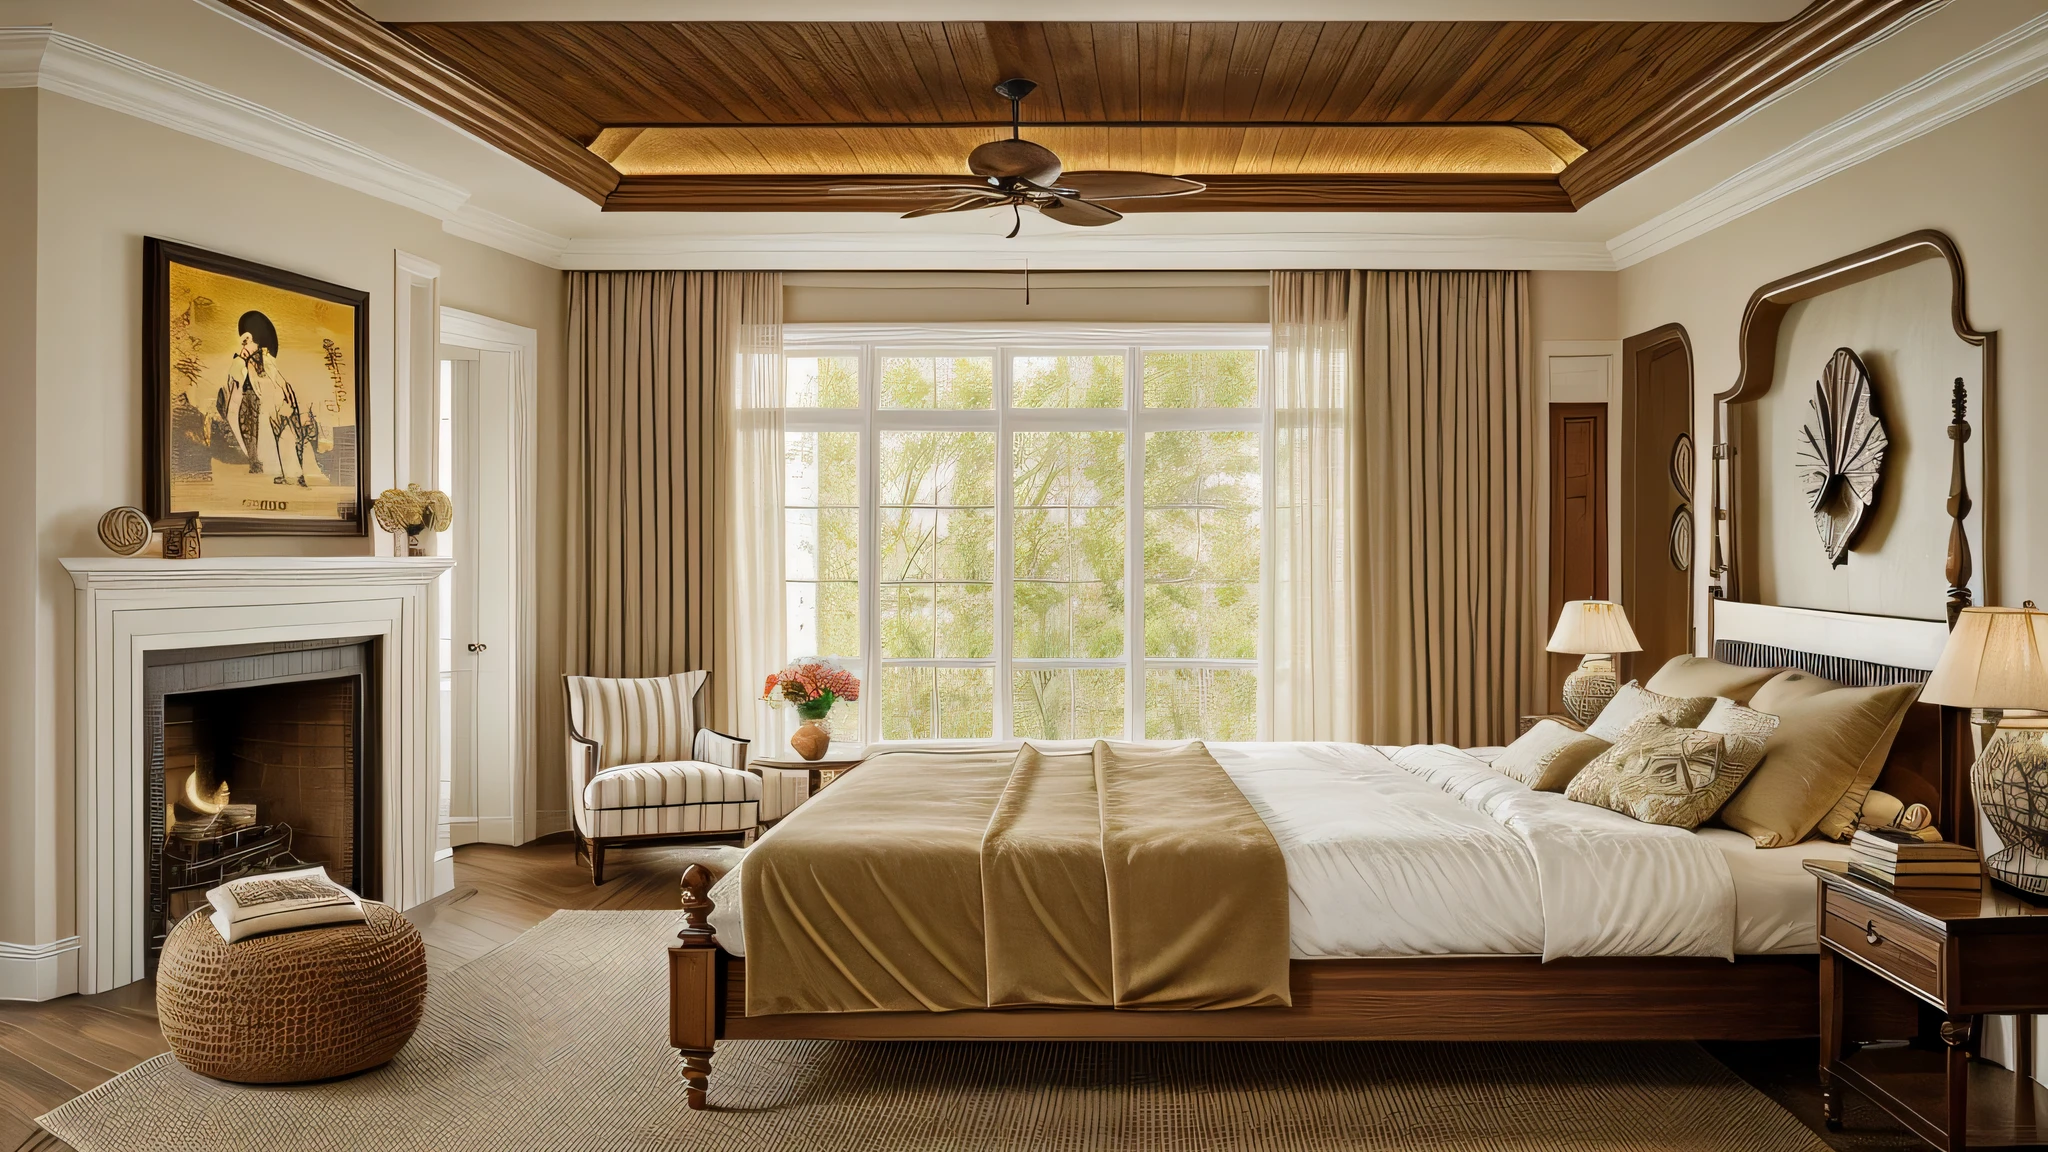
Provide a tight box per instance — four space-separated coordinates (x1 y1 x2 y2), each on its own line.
671 863 720 1110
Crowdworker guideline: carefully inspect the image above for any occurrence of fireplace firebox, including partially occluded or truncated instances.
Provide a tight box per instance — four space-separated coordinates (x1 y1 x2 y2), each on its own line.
143 639 378 970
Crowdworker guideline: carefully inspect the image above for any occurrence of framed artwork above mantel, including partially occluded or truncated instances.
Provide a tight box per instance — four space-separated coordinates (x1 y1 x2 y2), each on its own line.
144 238 371 535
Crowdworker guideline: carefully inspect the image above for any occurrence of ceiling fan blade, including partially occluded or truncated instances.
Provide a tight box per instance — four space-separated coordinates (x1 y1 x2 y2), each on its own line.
901 193 1011 219
1037 195 1123 228
1052 171 1206 201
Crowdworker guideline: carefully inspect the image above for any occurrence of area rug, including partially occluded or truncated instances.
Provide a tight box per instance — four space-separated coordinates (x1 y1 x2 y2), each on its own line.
38 911 1828 1151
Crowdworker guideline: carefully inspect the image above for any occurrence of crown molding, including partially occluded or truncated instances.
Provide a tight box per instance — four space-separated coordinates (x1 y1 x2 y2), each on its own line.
0 27 470 218
1609 12 2048 268
555 229 1617 272
442 203 572 266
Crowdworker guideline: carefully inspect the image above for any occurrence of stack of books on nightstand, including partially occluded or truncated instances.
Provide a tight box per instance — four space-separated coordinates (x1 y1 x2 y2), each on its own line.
1848 828 1982 889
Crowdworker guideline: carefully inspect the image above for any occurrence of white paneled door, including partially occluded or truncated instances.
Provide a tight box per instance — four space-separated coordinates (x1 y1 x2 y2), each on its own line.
435 310 536 855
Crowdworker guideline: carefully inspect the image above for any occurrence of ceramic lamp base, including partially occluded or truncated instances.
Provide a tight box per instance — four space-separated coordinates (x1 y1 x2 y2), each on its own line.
1975 725 2048 896
1561 655 1620 728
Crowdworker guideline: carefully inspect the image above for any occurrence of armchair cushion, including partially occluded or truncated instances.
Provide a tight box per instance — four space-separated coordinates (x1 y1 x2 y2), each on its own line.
581 761 761 839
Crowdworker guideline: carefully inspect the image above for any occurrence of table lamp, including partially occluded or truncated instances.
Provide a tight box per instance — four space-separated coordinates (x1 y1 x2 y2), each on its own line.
1547 600 1643 727
1919 602 2048 895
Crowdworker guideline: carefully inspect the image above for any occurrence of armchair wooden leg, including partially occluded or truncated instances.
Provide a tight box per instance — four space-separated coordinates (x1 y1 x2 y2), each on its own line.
590 839 606 886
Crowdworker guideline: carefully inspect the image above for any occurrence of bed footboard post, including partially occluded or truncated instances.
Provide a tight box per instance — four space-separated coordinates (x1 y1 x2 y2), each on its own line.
671 863 721 1110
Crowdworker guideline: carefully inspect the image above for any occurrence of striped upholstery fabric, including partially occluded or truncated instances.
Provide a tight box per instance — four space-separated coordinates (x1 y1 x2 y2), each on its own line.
565 672 708 774
582 761 761 839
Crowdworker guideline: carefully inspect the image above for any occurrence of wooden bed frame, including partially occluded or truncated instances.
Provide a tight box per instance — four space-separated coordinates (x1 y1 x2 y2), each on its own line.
666 601 1966 1109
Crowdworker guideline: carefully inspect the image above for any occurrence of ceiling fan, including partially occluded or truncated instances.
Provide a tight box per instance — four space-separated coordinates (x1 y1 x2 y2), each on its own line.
839 78 1205 237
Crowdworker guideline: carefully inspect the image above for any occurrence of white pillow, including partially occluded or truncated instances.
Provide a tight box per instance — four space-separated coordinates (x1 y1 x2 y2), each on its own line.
1494 720 1611 792
1584 680 1714 743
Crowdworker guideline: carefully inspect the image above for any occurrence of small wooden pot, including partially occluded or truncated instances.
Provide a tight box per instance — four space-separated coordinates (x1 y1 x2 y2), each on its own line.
790 719 831 761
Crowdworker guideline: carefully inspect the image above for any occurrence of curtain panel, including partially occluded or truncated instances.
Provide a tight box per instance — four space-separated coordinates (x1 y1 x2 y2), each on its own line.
565 271 785 743
1355 269 1541 746
1269 269 1541 746
1268 271 1360 741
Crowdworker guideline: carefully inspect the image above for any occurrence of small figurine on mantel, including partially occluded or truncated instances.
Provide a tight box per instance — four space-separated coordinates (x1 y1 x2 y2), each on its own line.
372 484 453 557
160 513 204 560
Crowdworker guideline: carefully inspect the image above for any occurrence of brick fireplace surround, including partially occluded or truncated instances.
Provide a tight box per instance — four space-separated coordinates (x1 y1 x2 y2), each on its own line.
51 557 451 996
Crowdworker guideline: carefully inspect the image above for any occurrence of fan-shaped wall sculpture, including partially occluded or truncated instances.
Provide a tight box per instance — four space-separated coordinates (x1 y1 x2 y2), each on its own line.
1793 347 1888 567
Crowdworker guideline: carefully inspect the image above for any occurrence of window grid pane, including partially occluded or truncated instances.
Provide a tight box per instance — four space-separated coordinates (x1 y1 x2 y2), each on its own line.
1012 352 1125 409
784 429 861 734
1141 349 1260 409
785 353 860 408
787 335 1264 744
880 430 995 737
1013 431 1125 662
881 353 994 410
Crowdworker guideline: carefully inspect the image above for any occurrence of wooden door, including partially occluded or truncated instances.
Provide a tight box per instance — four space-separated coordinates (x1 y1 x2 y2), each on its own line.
1621 326 1695 682
1549 403 1608 711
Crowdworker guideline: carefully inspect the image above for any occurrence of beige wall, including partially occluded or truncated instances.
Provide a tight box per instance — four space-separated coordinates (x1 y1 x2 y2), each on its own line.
784 271 1271 324
6 93 565 949
0 88 40 947
1620 78 2048 639
1531 270 1620 344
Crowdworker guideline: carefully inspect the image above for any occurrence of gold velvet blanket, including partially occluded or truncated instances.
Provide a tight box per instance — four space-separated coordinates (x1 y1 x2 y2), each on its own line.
740 742 1290 1015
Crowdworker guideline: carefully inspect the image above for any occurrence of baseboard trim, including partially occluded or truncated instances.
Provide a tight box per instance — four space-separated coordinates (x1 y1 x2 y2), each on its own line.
0 936 81 1001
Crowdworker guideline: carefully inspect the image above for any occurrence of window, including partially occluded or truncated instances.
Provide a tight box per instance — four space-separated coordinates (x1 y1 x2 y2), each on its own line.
783 327 1269 744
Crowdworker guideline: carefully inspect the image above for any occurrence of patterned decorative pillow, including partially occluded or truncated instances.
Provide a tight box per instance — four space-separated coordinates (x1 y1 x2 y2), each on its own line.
1583 681 1715 744
1565 716 1772 829
1493 720 1611 792
1698 697 1783 749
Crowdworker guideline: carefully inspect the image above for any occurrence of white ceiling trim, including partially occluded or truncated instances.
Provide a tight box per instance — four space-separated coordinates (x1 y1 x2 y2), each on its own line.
1607 11 2048 269
0 27 474 220
444 204 573 266
555 230 1617 272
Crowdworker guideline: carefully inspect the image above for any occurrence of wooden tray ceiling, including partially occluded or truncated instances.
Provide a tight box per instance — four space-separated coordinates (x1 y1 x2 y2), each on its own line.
217 2 1942 213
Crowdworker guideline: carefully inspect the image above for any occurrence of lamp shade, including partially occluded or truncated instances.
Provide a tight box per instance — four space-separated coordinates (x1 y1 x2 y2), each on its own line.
1919 605 2048 710
1546 600 1642 656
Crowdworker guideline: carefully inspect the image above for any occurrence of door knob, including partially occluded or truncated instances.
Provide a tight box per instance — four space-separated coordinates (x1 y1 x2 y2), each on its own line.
468 642 488 653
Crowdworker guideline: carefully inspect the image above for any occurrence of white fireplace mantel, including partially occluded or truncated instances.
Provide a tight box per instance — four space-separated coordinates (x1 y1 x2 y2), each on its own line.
62 555 452 993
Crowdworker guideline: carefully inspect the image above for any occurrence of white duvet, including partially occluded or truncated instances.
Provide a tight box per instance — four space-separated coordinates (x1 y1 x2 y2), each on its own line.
710 740 1748 962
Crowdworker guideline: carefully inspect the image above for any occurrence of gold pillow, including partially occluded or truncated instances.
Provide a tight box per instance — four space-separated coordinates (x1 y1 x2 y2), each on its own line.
1494 720 1611 792
1583 681 1714 744
1719 681 1921 847
1748 670 1840 712
1566 715 1773 829
1700 697 1783 743
1645 656 1780 705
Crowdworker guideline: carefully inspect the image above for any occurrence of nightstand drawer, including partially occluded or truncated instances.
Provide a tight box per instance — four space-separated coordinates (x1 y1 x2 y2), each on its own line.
1822 889 1942 998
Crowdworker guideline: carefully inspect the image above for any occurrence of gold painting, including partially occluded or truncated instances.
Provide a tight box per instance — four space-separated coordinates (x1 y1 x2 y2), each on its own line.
146 239 369 535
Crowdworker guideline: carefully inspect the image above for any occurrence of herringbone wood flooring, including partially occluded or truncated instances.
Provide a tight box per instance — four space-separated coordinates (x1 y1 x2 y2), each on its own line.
2 835 1916 1152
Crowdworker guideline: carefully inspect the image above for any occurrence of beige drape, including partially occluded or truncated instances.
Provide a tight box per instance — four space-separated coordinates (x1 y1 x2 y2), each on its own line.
566 271 784 741
1268 272 1359 741
1353 270 1540 746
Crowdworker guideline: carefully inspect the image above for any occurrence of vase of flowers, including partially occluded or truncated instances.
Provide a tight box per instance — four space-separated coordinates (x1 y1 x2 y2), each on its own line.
372 484 453 556
763 661 860 761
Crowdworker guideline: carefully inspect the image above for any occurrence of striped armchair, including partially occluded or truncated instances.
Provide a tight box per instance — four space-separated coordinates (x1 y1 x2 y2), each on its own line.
563 672 760 885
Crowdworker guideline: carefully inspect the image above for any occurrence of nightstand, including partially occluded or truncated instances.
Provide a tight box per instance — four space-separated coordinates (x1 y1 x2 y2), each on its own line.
1806 860 2048 1150
1516 713 1584 736
748 746 867 821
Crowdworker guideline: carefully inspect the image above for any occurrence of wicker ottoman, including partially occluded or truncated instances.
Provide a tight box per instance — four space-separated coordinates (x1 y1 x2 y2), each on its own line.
156 901 428 1083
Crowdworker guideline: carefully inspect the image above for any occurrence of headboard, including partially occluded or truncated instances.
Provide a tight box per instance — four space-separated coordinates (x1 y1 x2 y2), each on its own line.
1711 600 1970 844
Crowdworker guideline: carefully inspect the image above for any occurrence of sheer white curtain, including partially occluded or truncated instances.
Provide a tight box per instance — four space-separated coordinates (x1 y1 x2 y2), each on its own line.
1267 271 1360 741
722 275 786 747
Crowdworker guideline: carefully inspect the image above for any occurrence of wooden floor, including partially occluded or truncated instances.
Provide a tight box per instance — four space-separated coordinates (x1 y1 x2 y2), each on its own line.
1 834 1923 1152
